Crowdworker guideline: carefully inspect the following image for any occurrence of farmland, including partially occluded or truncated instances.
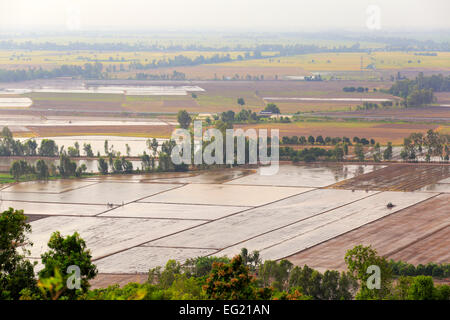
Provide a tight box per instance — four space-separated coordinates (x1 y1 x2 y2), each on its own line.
0 50 258 69
155 51 450 80
1 30 450 298
329 164 450 191
286 193 450 270
216 52 450 72
1 163 447 276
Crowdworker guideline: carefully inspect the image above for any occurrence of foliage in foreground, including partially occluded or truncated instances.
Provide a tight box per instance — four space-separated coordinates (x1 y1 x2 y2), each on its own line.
1 208 449 300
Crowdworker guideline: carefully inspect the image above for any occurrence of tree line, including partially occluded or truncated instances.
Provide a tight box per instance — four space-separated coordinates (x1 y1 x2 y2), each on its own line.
0 63 105 82
130 53 232 70
388 73 450 107
0 40 365 55
401 130 449 161
281 141 393 163
281 135 375 146
390 260 450 278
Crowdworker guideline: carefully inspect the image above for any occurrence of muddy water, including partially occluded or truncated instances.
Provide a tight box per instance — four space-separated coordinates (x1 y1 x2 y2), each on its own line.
2 182 180 205
417 183 450 193
0 98 33 108
226 164 384 188
0 85 204 96
2 179 95 193
18 136 166 157
145 184 308 206
146 168 255 184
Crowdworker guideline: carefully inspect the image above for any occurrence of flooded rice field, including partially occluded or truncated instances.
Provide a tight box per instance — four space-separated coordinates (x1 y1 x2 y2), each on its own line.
20 136 167 158
0 85 205 96
0 115 177 127
100 202 249 220
0 163 447 273
27 216 204 260
226 164 384 187
0 97 33 108
0 135 166 173
219 191 436 261
2 181 180 205
286 194 450 270
142 183 310 206
0 200 108 216
95 247 217 274
329 164 450 191
0 157 142 173
417 180 450 193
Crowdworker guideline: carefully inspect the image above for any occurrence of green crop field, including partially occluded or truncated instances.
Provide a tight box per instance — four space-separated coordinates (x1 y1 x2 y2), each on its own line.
215 51 450 72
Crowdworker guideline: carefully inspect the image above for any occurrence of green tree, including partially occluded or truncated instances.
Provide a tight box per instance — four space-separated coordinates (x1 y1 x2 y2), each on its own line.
407 276 436 300
373 143 382 162
122 157 133 174
183 256 231 278
1 126 13 139
141 152 152 172
344 245 393 300
149 260 182 289
38 139 58 157
259 259 293 291
240 248 261 273
343 142 349 155
75 164 87 177
402 137 416 160
316 136 324 145
383 142 393 160
0 208 38 300
10 160 23 181
150 138 159 156
58 154 77 178
24 140 38 156
214 119 233 136
334 145 344 161
9 160 33 181
67 146 79 157
113 158 123 173
264 103 280 114
36 159 49 180
220 110 235 123
177 110 192 129
98 157 108 175
354 143 365 161
203 255 271 300
83 143 94 157
39 232 98 299
104 140 109 155
237 97 245 106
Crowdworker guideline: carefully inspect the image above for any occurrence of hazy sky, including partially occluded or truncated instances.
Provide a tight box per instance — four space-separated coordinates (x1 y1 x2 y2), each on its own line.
1 0 449 32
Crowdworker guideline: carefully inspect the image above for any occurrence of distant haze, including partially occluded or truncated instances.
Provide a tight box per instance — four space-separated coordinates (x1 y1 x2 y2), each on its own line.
0 0 449 33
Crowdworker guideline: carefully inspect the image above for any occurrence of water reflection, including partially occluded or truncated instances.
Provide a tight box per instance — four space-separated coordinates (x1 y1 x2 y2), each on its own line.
0 157 141 174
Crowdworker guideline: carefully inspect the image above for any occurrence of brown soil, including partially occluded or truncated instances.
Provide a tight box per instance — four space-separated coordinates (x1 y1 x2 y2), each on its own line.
90 274 148 289
322 106 450 120
286 194 450 271
329 164 450 191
